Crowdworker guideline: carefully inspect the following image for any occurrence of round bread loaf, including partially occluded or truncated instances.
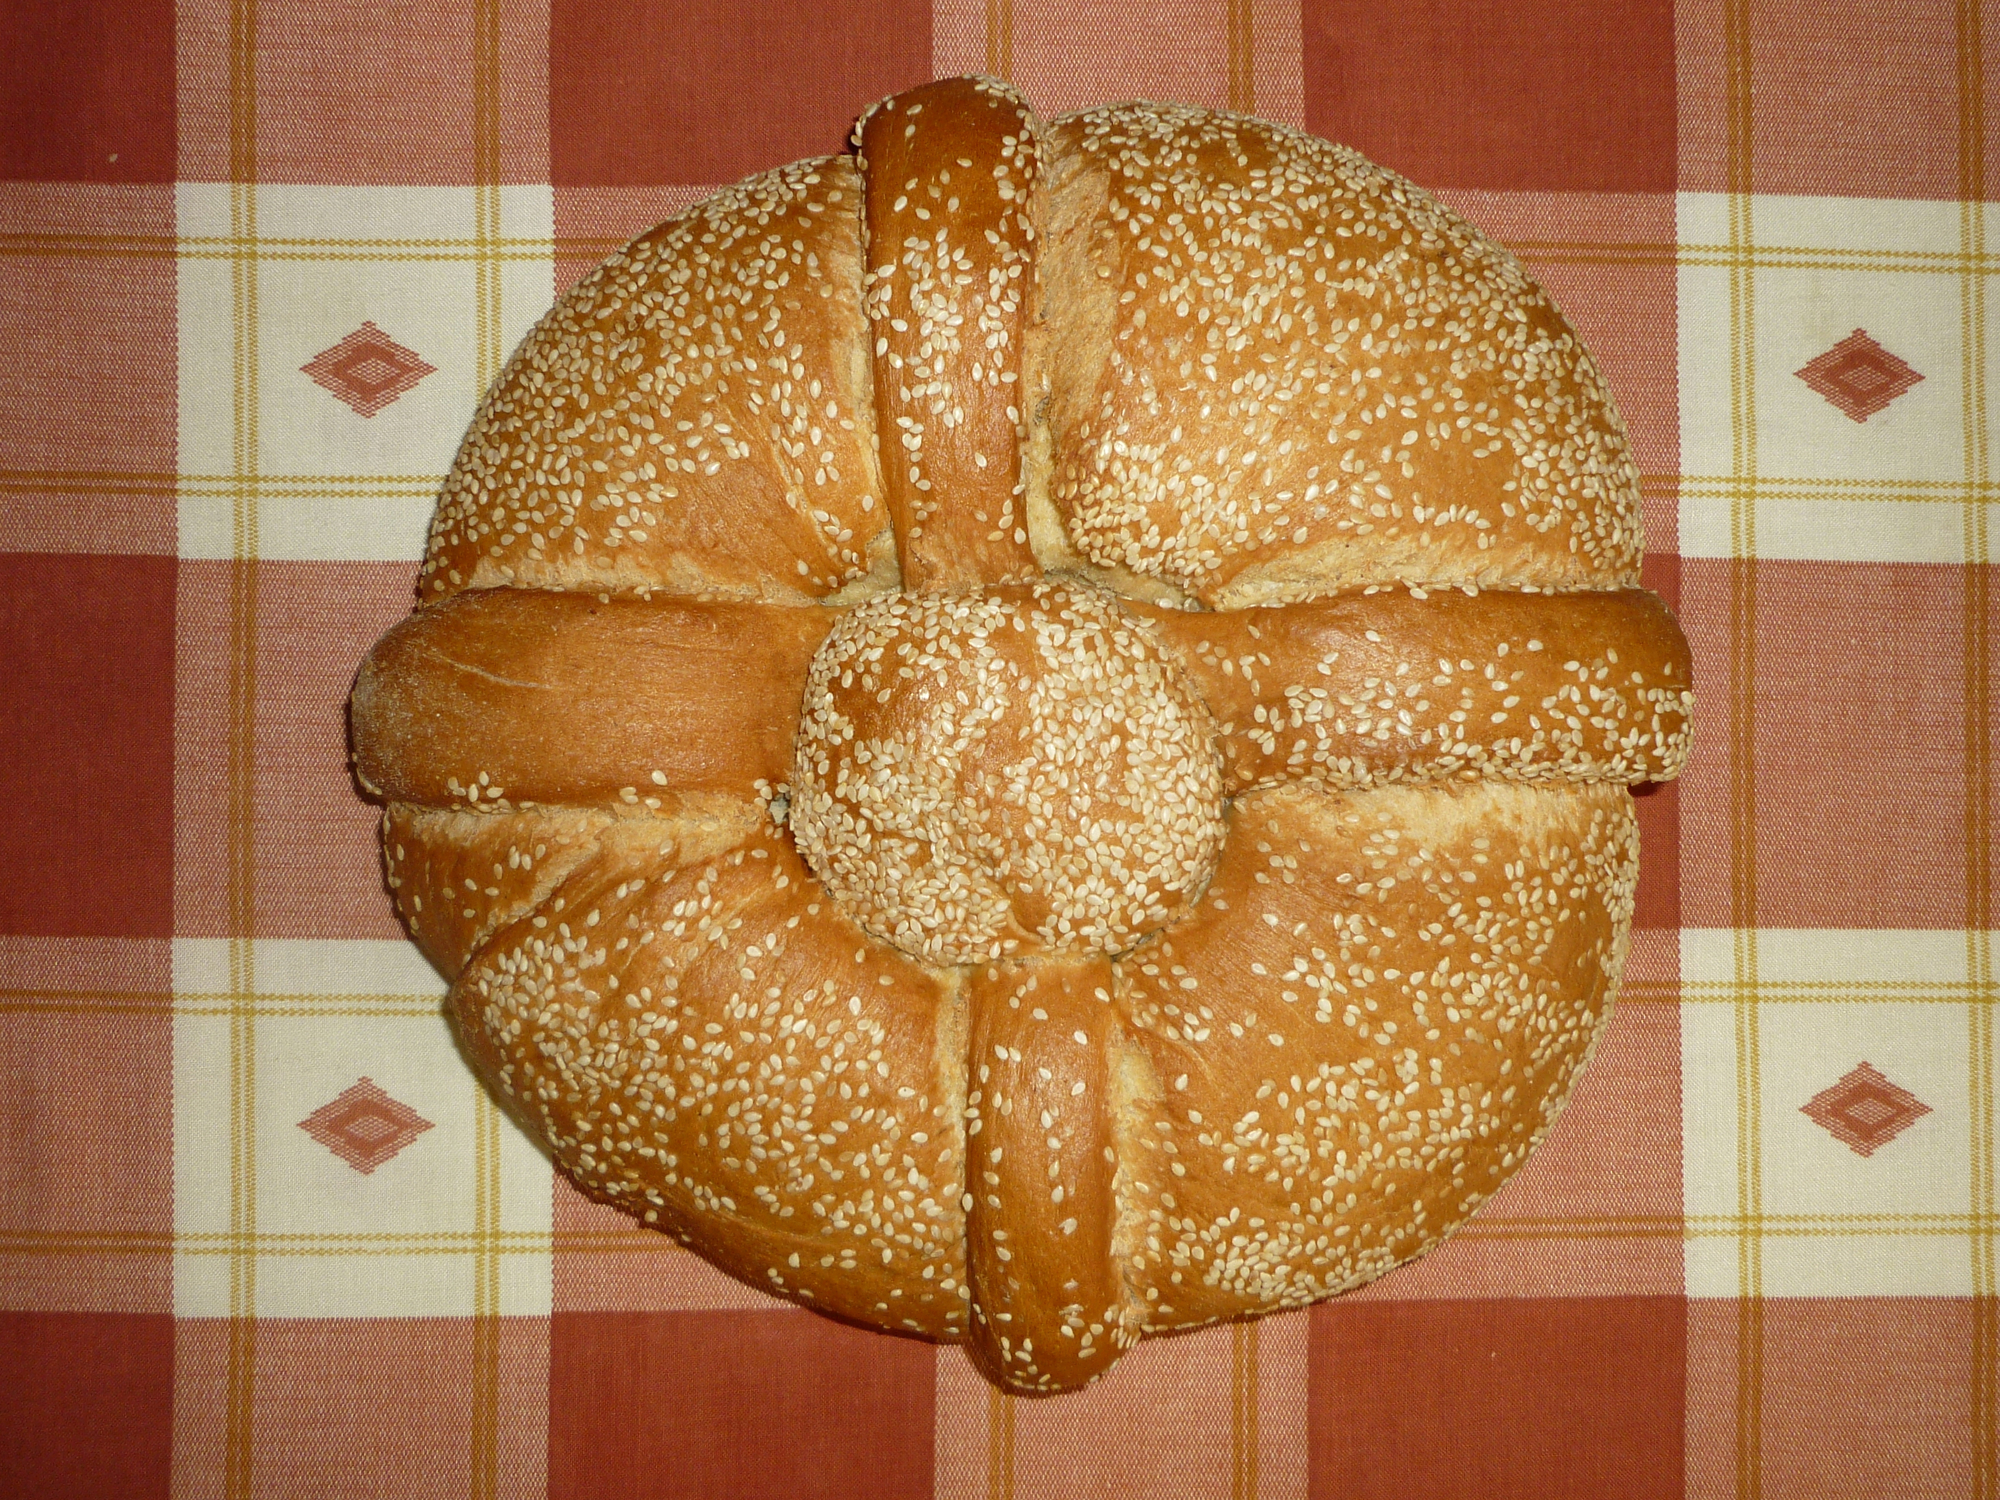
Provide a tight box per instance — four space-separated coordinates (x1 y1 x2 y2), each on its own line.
350 77 1692 1395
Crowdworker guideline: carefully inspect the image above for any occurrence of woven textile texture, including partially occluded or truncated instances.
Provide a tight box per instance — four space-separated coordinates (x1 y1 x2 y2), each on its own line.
1 0 1995 1495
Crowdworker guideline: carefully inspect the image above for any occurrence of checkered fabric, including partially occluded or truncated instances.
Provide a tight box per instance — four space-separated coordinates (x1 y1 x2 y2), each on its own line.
1 0 1994 1495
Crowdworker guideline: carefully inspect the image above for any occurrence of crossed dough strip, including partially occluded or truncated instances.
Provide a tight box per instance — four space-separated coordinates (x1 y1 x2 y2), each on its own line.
351 77 1692 1394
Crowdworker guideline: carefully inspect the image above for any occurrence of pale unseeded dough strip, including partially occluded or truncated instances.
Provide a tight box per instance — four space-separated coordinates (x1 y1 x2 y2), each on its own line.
352 588 836 810
858 76 1043 590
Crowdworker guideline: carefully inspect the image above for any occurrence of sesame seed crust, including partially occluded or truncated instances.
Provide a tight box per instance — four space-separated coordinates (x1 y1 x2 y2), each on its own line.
858 77 1044 589
346 77 1694 1399
454 821 972 1335
1108 778 1636 1327
1133 583 1693 794
383 802 620 975
1037 103 1643 605
788 581 1225 966
386 799 762 979
421 155 889 605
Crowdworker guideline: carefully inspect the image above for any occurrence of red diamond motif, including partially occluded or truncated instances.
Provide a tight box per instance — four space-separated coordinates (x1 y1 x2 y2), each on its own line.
301 321 437 417
1801 1062 1932 1157
299 1077 434 1174
1795 329 1924 422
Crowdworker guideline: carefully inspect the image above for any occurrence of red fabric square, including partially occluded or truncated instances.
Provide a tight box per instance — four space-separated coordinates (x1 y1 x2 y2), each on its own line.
1677 0 1961 200
0 939 172 1313
1302 0 1676 193
549 0 931 186
0 0 175 182
0 184 177 510
0 555 174 938
985 0 1240 122
1631 775 1681 930
175 0 550 184
1679 560 1980 930
1687 1298 1979 1498
0 1313 172 1500
171 1317 551 1498
1309 1296 1685 1499
174 560 414 940
549 1310 935 1500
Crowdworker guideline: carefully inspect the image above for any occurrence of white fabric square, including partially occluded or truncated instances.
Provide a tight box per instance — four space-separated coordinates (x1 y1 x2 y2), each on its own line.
1677 191 1992 564
172 938 552 1318
1682 928 1982 1298
176 183 554 562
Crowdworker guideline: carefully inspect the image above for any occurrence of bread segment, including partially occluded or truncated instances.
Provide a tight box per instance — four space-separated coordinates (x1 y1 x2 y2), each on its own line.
963 958 1131 1391
352 588 836 810
422 157 888 604
453 825 971 1336
1136 584 1693 793
1038 104 1642 604
858 77 1044 588
383 804 615 975
1110 780 1636 1328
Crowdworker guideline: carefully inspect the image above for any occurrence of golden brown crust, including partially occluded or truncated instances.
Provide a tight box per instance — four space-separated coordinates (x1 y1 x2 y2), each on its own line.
422 157 888 605
383 803 617 975
1110 779 1636 1328
352 588 835 811
454 823 971 1335
963 958 1130 1391
348 77 1694 1397
1134 584 1693 794
1037 104 1642 606
859 78 1043 589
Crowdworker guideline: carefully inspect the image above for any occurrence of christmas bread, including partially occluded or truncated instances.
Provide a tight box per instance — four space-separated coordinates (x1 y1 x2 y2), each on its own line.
350 76 1692 1395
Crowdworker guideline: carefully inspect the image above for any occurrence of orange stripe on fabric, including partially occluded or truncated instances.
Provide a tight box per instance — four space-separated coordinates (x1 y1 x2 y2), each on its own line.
220 1 262 1495
1720 0 1764 1494
469 5 507 1496
1230 1322 1260 1499
1957 3 1997 1495
986 0 1013 80
1227 0 1254 114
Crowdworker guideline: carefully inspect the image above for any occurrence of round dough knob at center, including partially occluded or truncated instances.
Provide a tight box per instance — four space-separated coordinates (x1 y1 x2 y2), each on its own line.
788 582 1226 965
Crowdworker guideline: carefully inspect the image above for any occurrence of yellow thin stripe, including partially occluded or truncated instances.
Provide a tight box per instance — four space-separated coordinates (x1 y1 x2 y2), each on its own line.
984 0 1013 82
20 469 2000 501
985 1385 1015 1500
1718 0 1764 1492
15 469 2000 503
0 244 552 265
1230 1321 1260 1498
1956 3 1997 1493
14 235 2000 276
221 3 262 1493
23 1209 2000 1253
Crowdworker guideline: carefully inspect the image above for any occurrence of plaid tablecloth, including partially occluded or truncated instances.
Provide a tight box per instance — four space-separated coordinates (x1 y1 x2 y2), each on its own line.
2 0 1995 1495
